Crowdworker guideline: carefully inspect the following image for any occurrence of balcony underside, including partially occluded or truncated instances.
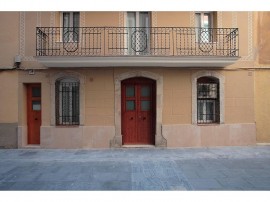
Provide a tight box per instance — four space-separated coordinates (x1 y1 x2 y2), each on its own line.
35 56 239 68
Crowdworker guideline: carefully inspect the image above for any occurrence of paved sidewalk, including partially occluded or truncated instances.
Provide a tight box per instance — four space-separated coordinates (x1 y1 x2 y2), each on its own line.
1 146 270 190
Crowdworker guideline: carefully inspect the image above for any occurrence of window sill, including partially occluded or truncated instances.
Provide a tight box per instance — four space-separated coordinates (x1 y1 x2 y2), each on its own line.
197 123 220 126
55 125 80 128
195 41 217 44
55 41 79 43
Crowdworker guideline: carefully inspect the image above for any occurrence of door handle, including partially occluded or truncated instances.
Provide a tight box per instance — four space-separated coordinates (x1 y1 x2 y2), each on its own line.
129 117 133 120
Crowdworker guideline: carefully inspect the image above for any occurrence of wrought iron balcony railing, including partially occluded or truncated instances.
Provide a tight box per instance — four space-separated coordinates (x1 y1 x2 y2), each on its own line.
36 27 239 57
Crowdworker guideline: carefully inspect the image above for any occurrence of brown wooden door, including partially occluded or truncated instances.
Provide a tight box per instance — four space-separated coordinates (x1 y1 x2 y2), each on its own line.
121 77 156 145
27 84 41 144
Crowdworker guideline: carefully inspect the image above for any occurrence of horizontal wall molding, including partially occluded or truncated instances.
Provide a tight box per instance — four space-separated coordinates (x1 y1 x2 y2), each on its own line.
35 56 239 68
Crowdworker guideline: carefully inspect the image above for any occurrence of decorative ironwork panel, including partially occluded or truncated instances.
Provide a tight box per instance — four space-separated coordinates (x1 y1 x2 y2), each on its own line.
36 27 239 57
107 27 128 55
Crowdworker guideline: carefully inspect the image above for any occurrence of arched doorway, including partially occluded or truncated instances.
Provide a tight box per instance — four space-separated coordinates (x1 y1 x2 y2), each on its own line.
121 77 156 145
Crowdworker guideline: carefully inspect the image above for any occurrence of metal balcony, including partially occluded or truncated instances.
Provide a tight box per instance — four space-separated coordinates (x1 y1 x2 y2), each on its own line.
36 27 239 68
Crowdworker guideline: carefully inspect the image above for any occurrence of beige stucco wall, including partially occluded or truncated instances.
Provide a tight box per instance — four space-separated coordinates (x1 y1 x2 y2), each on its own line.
0 70 18 148
156 12 191 27
0 71 18 123
256 12 270 65
255 70 270 142
163 69 191 124
253 12 270 143
224 70 254 123
0 12 19 68
84 69 115 125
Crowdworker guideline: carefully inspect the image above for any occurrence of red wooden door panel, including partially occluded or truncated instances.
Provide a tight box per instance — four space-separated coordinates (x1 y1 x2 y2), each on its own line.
121 78 155 145
27 84 41 145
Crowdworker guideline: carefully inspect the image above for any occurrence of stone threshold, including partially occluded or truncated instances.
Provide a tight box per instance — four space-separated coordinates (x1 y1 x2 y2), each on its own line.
122 145 155 148
23 145 41 149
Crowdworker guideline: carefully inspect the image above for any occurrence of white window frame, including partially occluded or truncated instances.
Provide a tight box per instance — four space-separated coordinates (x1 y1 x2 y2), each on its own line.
192 71 225 125
50 72 85 126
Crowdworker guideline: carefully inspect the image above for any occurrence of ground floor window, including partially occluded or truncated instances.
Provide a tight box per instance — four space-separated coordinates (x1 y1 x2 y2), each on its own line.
55 78 80 125
197 76 220 124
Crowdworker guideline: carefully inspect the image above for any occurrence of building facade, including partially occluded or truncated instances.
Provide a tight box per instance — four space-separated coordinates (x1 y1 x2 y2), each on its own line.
0 11 261 148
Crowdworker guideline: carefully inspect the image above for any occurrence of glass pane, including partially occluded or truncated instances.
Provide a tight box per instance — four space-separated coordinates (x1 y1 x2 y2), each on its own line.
73 12 80 27
32 101 41 111
127 12 136 27
126 101 135 111
139 12 150 27
126 86 135 97
198 101 204 120
141 86 150 97
203 13 210 28
63 12 70 27
32 87 41 97
141 100 150 111
206 101 214 120
73 12 80 41
195 13 201 27
195 13 201 42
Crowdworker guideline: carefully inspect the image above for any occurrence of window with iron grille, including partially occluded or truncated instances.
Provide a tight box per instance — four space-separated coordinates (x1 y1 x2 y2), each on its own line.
55 78 80 125
197 77 220 124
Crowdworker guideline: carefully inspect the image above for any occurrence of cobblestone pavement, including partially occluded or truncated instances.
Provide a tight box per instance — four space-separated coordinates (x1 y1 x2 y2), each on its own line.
1 146 270 190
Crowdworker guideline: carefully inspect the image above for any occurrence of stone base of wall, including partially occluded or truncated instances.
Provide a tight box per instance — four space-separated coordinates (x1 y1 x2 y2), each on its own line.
163 123 256 147
17 123 256 149
39 126 115 149
0 123 18 148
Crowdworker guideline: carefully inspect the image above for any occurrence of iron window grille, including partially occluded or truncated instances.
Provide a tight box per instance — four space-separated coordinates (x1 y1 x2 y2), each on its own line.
197 77 220 124
55 79 80 125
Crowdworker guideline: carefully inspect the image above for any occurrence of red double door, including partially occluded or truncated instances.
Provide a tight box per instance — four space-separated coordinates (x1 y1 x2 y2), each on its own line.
121 77 156 145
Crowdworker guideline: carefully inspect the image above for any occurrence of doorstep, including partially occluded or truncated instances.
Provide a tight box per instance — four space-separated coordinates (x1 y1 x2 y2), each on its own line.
23 145 41 149
122 145 155 148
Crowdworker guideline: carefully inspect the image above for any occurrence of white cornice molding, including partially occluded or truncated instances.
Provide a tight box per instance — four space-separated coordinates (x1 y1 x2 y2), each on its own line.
35 56 239 68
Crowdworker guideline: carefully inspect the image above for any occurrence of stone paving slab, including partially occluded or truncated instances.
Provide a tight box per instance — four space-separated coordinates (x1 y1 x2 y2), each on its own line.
0 146 270 190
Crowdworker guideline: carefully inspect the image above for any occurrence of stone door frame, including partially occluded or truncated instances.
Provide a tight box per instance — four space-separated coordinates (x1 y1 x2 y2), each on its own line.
111 70 167 147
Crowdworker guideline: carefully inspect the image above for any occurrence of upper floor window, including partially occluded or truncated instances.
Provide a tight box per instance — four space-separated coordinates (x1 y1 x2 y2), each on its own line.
195 12 217 43
62 12 80 42
197 76 220 124
126 12 150 55
55 78 80 125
